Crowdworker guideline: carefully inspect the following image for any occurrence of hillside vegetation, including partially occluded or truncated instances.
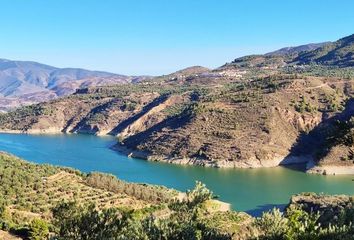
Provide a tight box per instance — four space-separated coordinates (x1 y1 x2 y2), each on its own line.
0 152 175 224
0 152 250 239
0 71 352 170
0 34 353 172
294 34 354 67
1 153 354 239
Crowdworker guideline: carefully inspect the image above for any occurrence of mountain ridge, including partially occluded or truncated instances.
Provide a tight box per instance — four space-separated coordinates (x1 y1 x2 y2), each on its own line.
293 34 354 67
265 42 329 56
224 34 354 70
0 58 150 111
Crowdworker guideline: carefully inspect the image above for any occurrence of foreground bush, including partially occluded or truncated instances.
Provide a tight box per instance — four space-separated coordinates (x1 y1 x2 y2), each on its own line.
255 206 354 240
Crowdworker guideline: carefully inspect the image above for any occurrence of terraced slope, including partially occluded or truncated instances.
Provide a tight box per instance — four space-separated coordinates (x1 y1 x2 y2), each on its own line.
0 152 175 226
0 152 243 239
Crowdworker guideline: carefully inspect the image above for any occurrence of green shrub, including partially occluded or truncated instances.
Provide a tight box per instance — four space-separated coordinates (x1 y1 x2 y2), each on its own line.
28 218 49 240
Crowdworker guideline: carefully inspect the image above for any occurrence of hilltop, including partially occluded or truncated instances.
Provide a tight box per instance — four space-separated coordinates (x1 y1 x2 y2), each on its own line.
265 42 329 56
224 34 354 70
293 34 354 67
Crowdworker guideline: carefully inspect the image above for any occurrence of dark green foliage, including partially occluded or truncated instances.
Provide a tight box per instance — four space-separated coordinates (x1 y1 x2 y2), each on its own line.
86 112 106 124
2 153 354 240
0 152 176 235
121 101 137 111
294 96 317 113
229 55 285 68
52 202 128 240
0 199 8 230
163 103 190 117
327 117 354 148
0 153 58 208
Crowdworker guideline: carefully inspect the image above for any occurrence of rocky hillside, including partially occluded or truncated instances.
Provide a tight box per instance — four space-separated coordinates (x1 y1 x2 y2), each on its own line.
0 59 150 111
306 114 354 175
0 34 353 171
0 71 352 169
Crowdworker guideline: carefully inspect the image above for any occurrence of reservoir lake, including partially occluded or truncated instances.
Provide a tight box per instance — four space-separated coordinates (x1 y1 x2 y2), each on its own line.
0 133 353 216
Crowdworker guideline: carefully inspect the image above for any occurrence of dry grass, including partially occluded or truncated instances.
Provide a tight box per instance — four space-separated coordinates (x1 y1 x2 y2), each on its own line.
0 230 21 240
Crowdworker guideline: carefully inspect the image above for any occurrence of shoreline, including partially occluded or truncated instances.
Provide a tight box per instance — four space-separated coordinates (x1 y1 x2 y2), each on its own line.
0 129 63 135
307 165 354 175
1 129 353 175
305 159 354 175
113 143 312 169
113 144 354 175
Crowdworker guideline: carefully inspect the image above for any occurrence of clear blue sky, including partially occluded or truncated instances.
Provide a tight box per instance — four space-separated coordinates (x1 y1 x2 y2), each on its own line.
0 0 353 75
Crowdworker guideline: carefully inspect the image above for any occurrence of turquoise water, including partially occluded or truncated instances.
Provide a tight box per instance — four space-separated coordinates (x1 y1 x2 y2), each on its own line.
0 133 353 215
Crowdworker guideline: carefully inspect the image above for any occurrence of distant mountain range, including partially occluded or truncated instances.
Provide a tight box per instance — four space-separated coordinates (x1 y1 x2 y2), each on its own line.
0 59 150 111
